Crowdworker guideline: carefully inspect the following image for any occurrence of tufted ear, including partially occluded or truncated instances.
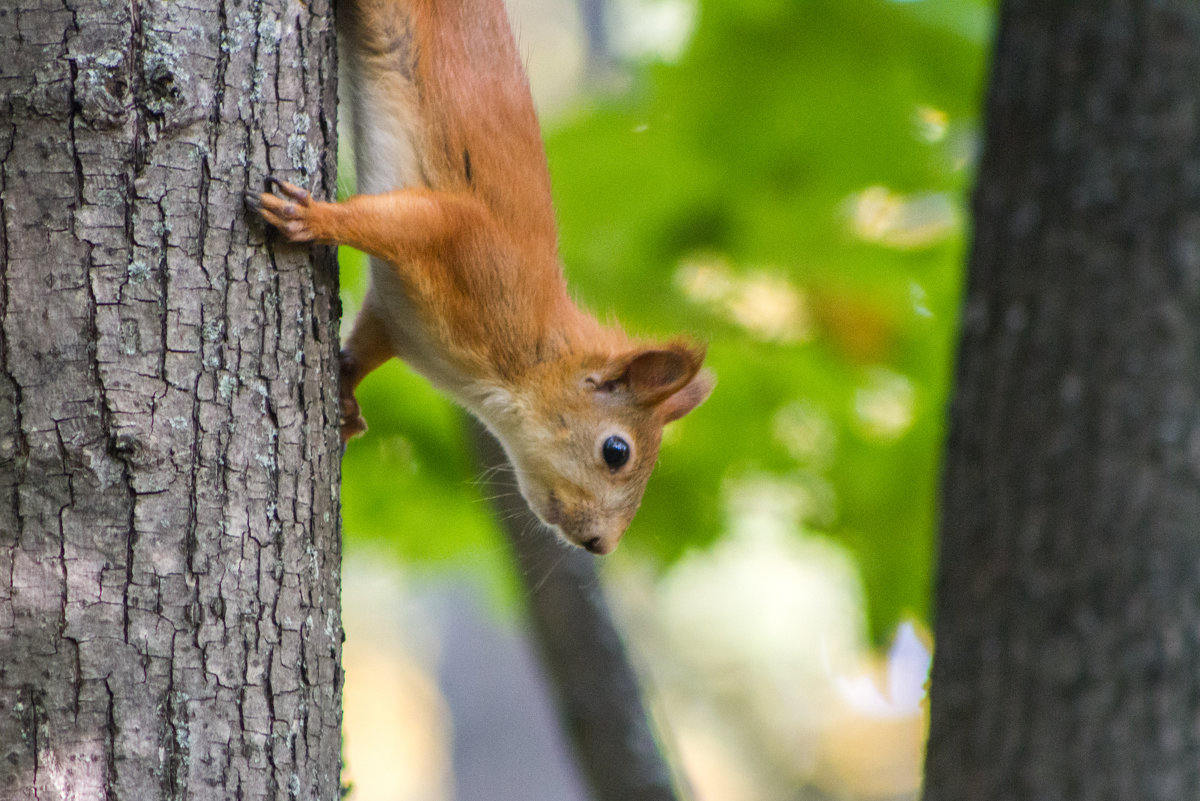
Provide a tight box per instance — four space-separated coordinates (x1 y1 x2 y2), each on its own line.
659 368 715 423
596 342 708 408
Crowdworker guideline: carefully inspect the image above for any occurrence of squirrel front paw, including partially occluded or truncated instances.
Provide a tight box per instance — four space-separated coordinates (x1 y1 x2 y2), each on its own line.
245 176 322 243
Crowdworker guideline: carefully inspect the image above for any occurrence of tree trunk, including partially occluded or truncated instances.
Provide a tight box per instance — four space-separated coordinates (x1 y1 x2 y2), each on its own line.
471 422 683 801
0 1 342 798
926 2 1200 799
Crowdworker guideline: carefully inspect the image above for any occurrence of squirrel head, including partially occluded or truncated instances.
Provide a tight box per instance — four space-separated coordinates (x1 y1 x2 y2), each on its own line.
488 341 714 554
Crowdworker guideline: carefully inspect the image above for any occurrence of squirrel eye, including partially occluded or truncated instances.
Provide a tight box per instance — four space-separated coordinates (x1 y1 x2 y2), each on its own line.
601 435 631 470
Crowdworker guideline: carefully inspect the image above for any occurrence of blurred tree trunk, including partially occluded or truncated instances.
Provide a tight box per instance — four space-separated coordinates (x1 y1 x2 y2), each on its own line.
471 423 682 801
577 0 613 75
926 2 1200 799
0 1 342 798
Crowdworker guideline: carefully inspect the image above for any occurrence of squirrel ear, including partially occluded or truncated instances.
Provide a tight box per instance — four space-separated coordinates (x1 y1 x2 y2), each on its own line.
659 368 715 423
600 342 707 407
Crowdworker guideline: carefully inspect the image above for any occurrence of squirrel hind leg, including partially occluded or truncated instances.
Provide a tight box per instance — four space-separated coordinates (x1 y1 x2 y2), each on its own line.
340 396 368 443
338 302 395 442
338 351 373 443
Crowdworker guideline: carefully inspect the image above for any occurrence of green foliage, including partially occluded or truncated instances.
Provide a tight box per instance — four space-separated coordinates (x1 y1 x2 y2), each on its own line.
340 0 992 637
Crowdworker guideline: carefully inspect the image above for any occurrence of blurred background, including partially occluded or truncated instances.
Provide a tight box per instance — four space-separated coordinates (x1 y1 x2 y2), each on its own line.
336 0 992 798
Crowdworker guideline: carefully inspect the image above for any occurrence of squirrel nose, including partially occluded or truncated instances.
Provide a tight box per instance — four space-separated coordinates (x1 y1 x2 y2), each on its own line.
582 535 616 555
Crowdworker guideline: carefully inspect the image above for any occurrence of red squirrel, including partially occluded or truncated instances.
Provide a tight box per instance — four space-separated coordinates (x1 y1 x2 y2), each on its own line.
247 0 713 554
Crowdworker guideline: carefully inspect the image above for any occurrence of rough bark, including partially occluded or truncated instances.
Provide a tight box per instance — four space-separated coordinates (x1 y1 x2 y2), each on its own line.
0 0 342 799
926 3 1200 799
471 422 682 801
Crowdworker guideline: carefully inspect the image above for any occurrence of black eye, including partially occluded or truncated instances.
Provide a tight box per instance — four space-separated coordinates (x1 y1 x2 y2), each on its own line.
601 435 631 470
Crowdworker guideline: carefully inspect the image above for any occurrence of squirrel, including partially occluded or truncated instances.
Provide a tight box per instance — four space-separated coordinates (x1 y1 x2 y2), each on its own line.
246 0 713 554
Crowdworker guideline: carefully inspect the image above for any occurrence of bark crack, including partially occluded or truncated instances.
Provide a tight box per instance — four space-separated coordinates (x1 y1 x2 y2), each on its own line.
64 0 142 650
127 0 148 177
263 642 279 798
67 63 85 212
162 634 188 800
80 208 140 646
0 108 13 292
197 152 211 273
0 108 29 533
16 685 45 800
104 680 119 796
154 195 170 384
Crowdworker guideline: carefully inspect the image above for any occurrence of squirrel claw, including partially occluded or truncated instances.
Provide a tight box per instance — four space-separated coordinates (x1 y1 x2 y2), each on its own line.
264 175 311 204
340 405 368 442
247 176 319 242
340 415 367 443
339 385 368 442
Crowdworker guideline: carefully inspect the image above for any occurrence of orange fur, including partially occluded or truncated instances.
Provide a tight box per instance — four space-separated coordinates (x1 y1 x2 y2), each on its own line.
249 0 713 553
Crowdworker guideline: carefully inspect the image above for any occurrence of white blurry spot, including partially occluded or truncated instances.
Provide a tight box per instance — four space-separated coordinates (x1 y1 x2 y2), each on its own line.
846 186 958 250
729 274 812 343
610 0 698 62
724 472 838 542
816 623 931 799
913 105 949 143
656 475 868 784
853 367 916 441
886 623 932 712
909 280 934 319
834 622 931 718
676 255 814 344
772 401 837 467
676 256 738 304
